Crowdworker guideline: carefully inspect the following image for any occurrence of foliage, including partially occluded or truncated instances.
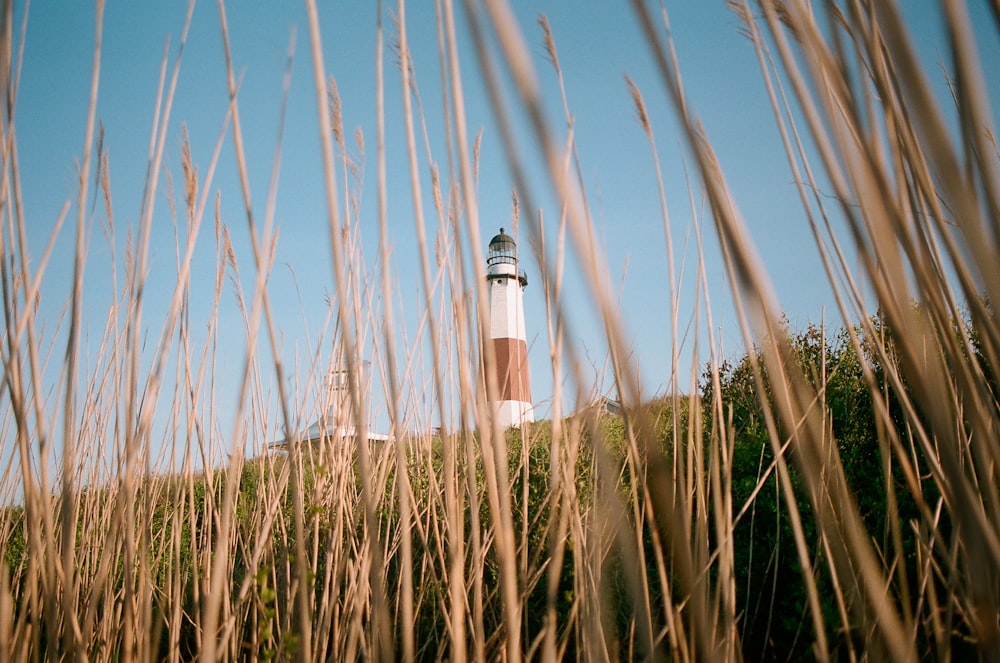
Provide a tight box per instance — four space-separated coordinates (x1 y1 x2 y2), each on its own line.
703 319 969 660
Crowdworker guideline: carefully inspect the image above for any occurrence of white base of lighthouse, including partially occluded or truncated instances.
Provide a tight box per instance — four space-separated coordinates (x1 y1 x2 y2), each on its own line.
491 399 535 430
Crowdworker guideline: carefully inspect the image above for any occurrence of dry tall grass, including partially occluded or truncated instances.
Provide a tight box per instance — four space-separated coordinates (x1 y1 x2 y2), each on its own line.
1 0 998 660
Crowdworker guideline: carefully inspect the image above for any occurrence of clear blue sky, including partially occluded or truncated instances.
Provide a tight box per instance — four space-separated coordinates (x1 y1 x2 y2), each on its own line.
13 1 1000 443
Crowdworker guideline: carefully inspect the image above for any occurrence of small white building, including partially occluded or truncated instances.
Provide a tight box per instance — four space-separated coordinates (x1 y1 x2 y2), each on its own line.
274 365 391 449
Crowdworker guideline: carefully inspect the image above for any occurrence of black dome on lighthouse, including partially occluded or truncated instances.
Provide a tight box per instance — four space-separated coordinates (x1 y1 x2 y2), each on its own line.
489 227 515 249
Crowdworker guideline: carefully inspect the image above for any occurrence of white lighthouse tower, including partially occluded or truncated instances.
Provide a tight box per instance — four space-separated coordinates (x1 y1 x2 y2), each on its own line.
486 227 534 428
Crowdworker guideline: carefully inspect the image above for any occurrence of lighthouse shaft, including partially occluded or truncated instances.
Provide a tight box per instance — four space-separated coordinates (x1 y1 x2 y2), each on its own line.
489 276 531 402
486 228 534 428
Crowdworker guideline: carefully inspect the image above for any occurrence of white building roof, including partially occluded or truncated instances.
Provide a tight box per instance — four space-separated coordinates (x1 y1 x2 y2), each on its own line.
271 420 392 450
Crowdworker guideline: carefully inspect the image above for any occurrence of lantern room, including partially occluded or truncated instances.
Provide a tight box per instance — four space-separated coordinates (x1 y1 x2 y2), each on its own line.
487 227 527 286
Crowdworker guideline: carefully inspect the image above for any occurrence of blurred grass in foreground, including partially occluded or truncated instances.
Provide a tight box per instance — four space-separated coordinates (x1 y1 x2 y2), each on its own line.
1 1 999 661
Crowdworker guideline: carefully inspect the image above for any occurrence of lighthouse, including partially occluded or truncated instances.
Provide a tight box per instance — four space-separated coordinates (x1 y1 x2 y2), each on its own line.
486 227 534 428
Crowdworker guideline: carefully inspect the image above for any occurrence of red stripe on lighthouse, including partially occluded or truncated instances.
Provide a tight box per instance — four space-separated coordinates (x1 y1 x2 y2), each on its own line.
492 337 531 402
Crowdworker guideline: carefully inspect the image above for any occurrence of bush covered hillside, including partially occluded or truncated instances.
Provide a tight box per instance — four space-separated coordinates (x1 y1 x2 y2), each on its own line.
1 314 989 659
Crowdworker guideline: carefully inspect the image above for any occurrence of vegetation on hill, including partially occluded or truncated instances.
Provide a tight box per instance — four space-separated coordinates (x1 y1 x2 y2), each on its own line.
3 310 987 660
